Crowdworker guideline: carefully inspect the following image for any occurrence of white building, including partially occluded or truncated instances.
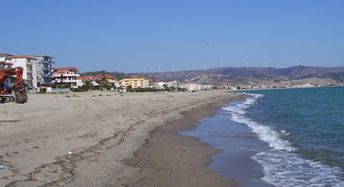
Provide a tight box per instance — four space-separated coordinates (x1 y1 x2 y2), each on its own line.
180 83 214 91
52 67 80 88
180 83 202 91
151 80 179 89
5 55 54 91
7 55 34 88
0 53 12 62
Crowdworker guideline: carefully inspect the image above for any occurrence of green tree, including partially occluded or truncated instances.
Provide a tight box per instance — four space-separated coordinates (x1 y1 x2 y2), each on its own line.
163 84 170 91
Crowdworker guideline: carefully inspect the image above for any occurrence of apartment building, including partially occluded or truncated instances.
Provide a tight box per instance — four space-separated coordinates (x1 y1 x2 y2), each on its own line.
78 74 118 87
52 67 80 88
7 55 34 88
0 54 13 69
0 53 12 62
180 83 214 91
32 56 54 87
151 80 179 89
1 54 54 91
119 77 149 88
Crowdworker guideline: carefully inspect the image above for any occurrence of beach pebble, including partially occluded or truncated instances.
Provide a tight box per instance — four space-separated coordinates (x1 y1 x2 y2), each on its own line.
68 151 72 155
0 164 5 170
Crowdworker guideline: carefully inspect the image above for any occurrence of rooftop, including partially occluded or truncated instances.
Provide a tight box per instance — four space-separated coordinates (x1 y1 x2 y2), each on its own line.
78 74 115 81
1 54 53 59
53 67 78 70
122 76 148 79
7 55 37 60
0 53 12 57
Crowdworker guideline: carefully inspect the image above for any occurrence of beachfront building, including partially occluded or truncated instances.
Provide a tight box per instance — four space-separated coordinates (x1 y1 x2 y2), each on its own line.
0 61 13 69
31 55 54 88
119 77 150 88
52 67 80 88
78 75 101 86
7 55 34 88
180 83 202 91
151 80 179 89
0 53 12 62
0 54 13 69
78 74 118 87
1 54 54 91
180 83 214 91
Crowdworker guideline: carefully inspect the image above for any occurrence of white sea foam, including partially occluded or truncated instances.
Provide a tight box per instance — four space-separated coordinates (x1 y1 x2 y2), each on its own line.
223 93 295 151
252 151 344 187
223 93 344 187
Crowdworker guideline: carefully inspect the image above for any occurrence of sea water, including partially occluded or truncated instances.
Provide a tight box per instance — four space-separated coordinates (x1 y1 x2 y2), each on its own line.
181 87 344 187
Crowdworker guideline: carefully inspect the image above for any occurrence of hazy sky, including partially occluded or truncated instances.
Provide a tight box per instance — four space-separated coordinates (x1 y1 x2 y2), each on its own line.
1 0 343 72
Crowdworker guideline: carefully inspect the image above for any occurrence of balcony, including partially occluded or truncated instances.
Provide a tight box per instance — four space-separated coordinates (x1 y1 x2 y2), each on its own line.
42 60 53 63
52 78 77 82
52 73 80 77
63 79 78 83
42 66 51 71
41 60 54 64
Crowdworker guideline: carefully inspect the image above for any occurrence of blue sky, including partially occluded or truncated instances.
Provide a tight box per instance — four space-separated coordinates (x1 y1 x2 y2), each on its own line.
1 0 343 72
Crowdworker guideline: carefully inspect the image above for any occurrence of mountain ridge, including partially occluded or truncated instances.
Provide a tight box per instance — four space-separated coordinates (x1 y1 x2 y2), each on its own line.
81 66 344 86
140 66 344 85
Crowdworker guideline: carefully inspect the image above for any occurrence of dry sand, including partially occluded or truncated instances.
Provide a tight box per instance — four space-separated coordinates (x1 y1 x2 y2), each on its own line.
0 91 240 187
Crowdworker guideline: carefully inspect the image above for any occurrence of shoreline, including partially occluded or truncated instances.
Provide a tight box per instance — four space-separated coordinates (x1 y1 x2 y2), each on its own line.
119 95 242 187
0 91 242 186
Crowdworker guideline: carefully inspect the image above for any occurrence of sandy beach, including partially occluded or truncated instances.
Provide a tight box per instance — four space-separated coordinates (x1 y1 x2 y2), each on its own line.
0 91 240 187
120 98 240 187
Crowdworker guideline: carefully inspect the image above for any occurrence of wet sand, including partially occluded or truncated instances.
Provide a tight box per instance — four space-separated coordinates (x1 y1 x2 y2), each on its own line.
120 98 242 187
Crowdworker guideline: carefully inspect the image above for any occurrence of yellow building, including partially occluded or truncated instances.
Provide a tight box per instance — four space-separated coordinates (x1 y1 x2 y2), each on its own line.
119 77 150 88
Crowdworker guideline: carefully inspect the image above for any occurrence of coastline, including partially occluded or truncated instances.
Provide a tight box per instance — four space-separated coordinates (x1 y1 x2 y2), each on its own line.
119 95 242 187
0 91 242 187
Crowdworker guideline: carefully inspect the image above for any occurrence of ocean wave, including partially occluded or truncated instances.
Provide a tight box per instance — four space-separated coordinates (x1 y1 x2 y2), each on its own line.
223 93 295 152
252 151 344 187
223 93 344 186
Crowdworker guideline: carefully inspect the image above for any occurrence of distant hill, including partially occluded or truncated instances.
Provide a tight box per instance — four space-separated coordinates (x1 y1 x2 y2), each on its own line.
140 66 344 86
80 66 344 86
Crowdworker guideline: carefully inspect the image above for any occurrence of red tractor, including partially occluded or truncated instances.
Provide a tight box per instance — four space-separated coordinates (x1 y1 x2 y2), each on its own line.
0 62 28 104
